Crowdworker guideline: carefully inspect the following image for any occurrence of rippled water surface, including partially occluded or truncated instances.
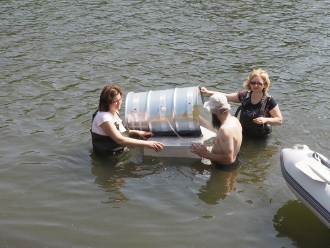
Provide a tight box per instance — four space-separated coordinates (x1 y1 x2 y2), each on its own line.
1 1 330 247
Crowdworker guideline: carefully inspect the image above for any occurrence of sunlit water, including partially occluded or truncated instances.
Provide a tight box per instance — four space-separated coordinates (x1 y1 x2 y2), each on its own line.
1 1 330 247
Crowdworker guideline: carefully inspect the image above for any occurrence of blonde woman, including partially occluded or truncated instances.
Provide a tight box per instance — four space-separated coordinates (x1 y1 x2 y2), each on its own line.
201 69 282 136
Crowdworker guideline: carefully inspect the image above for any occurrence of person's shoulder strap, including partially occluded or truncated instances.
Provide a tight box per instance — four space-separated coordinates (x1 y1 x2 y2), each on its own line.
242 91 251 104
259 94 270 117
92 109 99 122
235 91 250 117
115 110 129 131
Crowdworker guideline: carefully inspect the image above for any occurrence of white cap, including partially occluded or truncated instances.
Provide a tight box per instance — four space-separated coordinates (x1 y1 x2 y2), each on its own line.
204 94 231 114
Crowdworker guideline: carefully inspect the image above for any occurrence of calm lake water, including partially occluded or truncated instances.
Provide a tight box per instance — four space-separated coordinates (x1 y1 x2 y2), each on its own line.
1 0 330 247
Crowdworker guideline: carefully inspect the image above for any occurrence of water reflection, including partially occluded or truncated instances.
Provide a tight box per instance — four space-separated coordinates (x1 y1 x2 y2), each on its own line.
240 134 272 156
90 148 163 203
195 162 240 205
90 147 240 206
238 135 278 183
166 158 240 205
274 200 330 247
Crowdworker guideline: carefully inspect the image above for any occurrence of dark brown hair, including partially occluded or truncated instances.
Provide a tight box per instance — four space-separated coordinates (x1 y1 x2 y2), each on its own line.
212 113 221 130
98 85 123 112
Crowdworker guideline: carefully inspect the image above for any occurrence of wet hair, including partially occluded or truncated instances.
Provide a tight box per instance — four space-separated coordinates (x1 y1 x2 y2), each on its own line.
98 85 123 112
243 69 270 92
212 113 221 130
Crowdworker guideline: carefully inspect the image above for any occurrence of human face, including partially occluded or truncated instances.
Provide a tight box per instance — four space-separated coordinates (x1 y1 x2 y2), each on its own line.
110 94 123 111
250 76 265 92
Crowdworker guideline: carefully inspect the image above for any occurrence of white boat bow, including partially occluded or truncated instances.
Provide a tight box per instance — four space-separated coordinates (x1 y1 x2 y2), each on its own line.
281 145 330 229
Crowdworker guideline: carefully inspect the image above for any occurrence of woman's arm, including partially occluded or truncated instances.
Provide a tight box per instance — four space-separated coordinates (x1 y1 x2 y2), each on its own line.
200 87 240 103
253 105 283 126
100 121 164 151
129 130 154 140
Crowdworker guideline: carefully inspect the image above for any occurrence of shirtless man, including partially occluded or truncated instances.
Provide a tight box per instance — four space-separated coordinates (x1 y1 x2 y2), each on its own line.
190 94 242 165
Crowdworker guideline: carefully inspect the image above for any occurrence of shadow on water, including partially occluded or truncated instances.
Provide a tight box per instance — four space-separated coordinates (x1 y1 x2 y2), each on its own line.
273 200 330 248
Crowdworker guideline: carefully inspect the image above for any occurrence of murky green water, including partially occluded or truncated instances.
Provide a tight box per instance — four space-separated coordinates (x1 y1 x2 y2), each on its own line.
1 1 330 247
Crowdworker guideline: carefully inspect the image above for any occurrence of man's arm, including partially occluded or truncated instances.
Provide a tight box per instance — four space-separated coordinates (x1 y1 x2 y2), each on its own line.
190 128 235 164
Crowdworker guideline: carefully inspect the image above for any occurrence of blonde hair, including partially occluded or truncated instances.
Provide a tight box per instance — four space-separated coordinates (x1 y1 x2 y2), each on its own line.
243 69 270 92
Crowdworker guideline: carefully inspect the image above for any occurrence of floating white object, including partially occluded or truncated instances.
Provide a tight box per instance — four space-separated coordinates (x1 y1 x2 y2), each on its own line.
143 126 216 159
281 145 330 229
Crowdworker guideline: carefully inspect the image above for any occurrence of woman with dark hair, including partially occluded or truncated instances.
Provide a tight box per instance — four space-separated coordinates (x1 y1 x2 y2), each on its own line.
91 85 164 154
201 69 282 136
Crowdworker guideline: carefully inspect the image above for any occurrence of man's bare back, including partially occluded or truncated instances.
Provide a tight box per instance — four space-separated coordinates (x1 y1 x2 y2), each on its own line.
211 115 242 164
190 93 242 165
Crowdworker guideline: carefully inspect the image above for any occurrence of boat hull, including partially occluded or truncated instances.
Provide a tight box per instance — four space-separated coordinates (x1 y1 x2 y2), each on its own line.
280 145 330 229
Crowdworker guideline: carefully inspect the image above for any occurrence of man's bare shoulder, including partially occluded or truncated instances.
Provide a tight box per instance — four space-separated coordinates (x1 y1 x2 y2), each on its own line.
222 116 241 127
229 115 241 123
220 116 241 133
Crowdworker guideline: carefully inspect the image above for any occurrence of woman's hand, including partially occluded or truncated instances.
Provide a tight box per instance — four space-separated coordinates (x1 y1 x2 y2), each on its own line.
136 130 154 140
253 117 265 125
200 87 211 95
147 141 164 152
253 104 283 126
